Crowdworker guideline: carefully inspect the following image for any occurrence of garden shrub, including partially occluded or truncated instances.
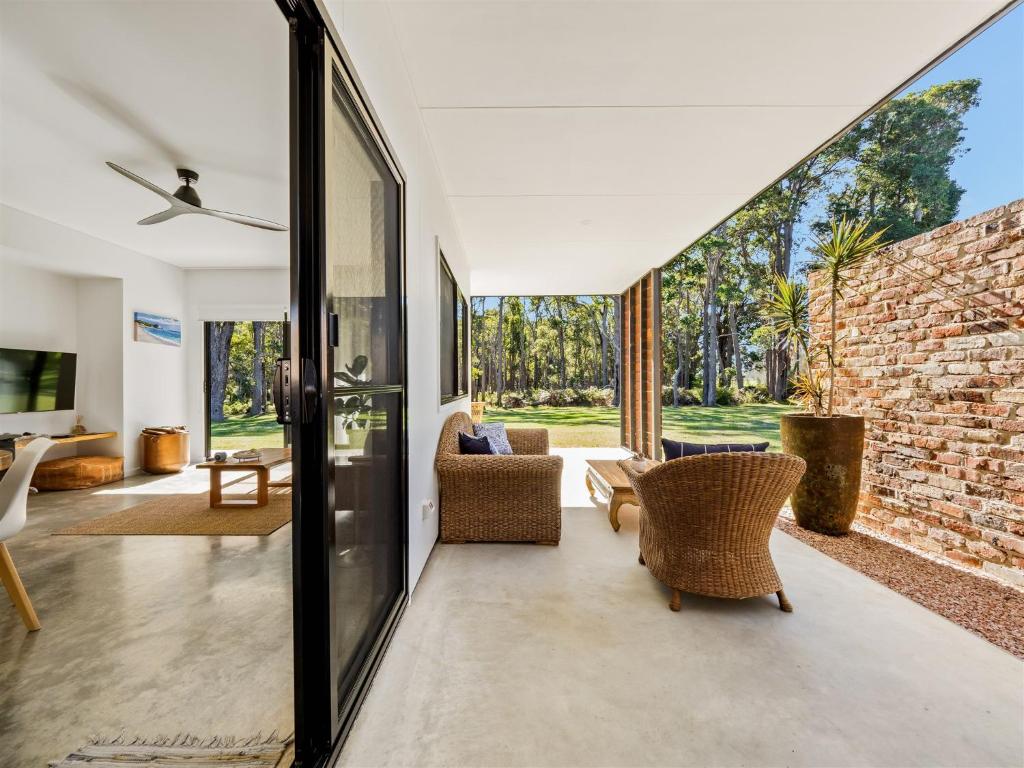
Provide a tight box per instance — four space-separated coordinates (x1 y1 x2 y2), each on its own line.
502 392 527 408
715 388 738 406
532 389 552 406
485 387 616 408
662 386 700 406
738 385 772 404
223 399 251 417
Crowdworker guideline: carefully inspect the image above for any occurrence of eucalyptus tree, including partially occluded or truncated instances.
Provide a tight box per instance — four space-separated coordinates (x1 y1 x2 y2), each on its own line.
820 80 980 241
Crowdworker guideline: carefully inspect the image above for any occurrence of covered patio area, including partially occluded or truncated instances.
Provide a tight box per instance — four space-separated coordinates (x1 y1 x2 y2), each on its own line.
338 453 1022 767
331 3 1024 764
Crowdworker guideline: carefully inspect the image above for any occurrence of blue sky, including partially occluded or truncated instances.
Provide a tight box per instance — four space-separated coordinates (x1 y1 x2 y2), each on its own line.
790 5 1023 270
904 4 1023 218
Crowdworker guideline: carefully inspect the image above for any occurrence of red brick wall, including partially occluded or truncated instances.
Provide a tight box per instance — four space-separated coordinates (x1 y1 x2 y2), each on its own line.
808 201 1024 587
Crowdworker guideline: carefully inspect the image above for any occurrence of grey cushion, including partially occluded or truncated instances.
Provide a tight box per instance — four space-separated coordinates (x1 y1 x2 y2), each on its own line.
473 422 513 455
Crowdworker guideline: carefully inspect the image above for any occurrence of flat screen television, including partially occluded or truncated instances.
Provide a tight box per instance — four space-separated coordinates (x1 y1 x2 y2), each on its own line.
0 348 77 414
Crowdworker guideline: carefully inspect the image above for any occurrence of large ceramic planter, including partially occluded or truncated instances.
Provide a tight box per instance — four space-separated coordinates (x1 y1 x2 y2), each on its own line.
780 413 865 535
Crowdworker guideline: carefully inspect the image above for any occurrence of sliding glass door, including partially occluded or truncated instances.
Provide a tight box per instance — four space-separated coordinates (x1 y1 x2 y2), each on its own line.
323 45 406 726
282 3 407 764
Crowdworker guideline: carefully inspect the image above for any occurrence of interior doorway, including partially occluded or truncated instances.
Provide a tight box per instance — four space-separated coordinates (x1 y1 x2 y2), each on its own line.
204 320 290 456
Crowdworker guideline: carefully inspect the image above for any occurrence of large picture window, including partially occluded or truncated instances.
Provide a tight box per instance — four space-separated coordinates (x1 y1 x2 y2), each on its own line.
439 251 468 402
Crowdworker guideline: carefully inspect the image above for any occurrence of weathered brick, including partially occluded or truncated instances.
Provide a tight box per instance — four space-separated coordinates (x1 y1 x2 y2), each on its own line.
946 550 983 568
810 200 1024 585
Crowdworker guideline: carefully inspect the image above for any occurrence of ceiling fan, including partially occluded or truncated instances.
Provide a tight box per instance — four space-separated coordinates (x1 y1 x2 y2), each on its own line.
106 162 287 232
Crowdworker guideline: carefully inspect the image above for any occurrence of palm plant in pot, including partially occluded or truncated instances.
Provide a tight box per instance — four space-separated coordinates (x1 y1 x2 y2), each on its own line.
767 218 888 535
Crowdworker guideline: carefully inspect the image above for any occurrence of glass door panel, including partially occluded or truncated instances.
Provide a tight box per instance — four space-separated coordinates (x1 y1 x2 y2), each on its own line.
324 49 405 728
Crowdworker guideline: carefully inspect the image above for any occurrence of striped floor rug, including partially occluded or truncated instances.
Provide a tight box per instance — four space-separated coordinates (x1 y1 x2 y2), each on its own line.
51 733 292 766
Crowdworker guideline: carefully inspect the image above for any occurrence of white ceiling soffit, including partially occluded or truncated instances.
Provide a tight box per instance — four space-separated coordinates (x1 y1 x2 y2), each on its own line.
0 1 288 270
385 0 1009 295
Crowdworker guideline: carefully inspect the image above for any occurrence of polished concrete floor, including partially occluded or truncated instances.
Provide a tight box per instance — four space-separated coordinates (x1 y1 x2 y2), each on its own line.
0 469 293 767
338 449 1024 768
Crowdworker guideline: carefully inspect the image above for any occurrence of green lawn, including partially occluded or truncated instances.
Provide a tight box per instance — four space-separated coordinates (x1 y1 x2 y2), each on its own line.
211 402 798 452
210 412 285 451
483 403 798 450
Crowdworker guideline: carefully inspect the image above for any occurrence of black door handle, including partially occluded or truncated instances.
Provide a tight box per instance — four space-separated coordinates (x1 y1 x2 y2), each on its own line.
272 358 292 425
301 357 320 424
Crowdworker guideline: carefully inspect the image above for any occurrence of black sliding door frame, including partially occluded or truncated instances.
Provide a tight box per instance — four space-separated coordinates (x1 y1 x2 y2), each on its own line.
278 1 409 765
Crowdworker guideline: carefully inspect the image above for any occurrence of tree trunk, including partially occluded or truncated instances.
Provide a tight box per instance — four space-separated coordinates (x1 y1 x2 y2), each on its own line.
611 295 621 407
702 253 722 407
729 304 744 391
555 297 567 389
495 298 505 407
672 330 684 406
600 300 610 387
249 321 267 416
682 290 691 389
717 313 730 382
208 322 235 422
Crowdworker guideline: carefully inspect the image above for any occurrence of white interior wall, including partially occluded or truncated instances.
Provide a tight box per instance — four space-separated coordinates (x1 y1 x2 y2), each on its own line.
183 268 289 463
0 204 187 472
0 259 80 458
75 277 125 460
329 0 473 590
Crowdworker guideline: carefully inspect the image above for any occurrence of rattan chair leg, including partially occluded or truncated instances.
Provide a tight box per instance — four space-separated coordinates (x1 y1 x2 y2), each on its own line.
777 590 793 613
669 589 681 612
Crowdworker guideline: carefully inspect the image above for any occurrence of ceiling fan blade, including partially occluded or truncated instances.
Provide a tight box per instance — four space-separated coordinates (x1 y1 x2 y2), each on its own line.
200 206 288 232
137 207 187 226
106 161 177 204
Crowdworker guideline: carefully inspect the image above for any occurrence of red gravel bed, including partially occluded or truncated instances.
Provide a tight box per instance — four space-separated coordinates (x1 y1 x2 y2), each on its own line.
776 517 1024 660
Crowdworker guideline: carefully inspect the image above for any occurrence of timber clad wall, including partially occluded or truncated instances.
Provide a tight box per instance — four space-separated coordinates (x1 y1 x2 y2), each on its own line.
809 200 1024 586
621 270 661 459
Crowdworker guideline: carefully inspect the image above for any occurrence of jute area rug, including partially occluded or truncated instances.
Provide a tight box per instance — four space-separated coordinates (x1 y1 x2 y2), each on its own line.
54 493 291 536
51 733 293 766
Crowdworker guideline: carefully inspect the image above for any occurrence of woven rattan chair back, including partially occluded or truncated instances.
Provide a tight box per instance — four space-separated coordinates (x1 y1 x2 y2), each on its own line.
620 452 805 609
436 411 474 461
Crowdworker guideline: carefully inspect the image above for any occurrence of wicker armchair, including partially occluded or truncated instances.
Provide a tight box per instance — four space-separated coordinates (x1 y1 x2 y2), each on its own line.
619 453 806 613
435 412 562 544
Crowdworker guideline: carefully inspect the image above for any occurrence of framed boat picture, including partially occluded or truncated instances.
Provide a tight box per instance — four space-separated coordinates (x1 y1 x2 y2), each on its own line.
133 311 182 347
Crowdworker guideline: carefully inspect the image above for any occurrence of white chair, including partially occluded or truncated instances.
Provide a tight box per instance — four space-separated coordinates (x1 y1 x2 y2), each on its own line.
0 437 54 631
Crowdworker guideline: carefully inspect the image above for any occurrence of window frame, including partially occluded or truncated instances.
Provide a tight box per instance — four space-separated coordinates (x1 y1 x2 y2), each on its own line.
438 247 469 404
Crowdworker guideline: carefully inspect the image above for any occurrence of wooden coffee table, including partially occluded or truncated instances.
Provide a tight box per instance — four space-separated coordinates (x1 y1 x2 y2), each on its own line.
585 458 658 532
197 448 291 508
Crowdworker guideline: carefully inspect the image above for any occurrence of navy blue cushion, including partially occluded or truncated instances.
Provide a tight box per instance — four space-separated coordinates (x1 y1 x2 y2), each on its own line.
459 432 494 455
661 438 770 461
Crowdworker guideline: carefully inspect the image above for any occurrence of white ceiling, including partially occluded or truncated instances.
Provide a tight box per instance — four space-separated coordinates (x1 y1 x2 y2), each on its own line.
385 0 1008 295
0 0 1007 288
0 0 289 270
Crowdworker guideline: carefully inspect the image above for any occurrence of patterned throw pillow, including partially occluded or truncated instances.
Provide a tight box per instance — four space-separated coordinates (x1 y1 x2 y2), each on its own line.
458 432 493 455
473 423 513 455
661 438 769 461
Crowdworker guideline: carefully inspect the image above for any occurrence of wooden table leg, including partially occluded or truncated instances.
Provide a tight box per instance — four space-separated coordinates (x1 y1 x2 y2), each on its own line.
585 472 595 496
255 467 269 507
0 543 41 631
608 495 623 532
209 467 223 508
